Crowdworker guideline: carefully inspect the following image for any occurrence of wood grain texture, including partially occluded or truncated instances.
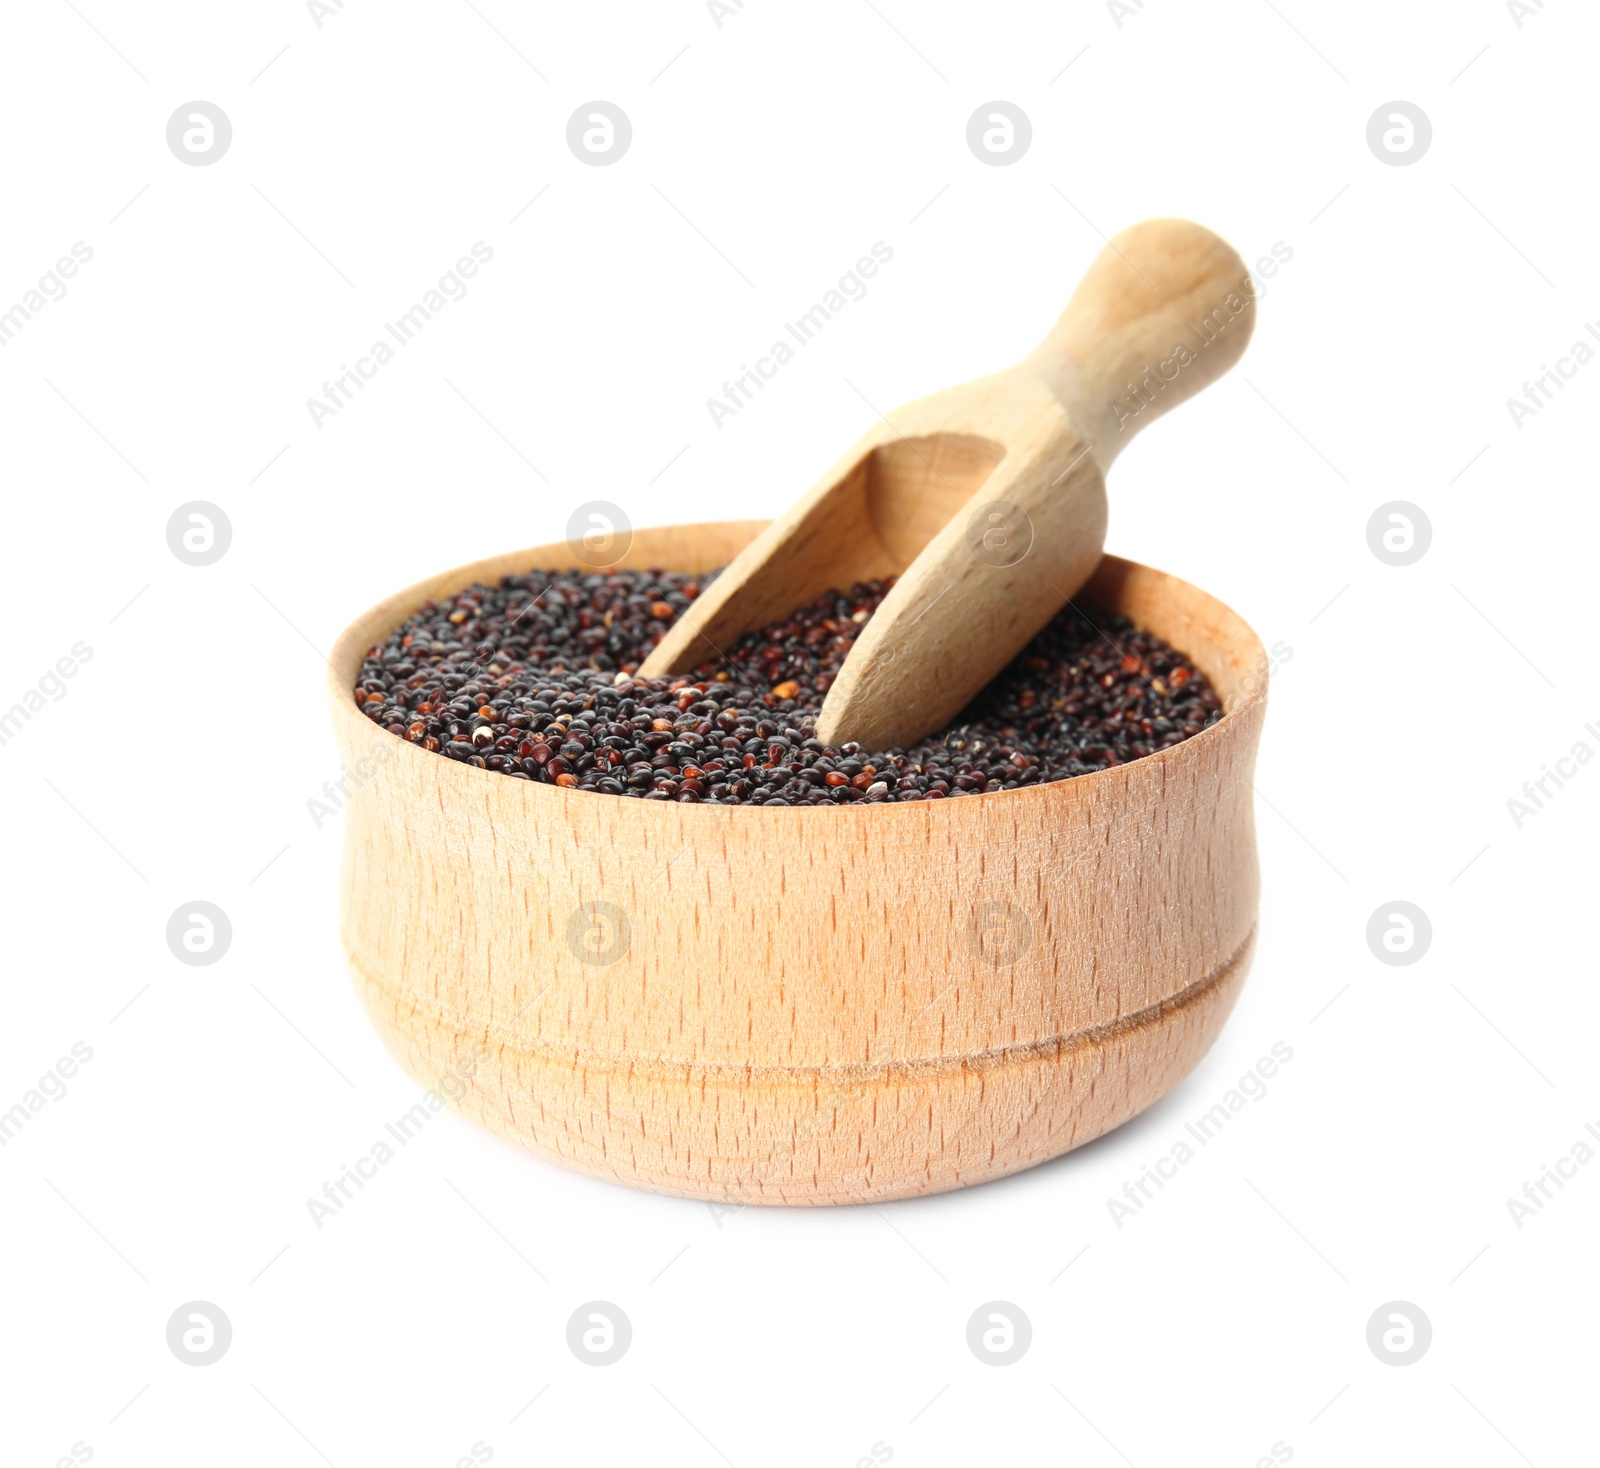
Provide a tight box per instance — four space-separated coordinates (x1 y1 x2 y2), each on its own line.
328 522 1267 1204
640 218 1256 755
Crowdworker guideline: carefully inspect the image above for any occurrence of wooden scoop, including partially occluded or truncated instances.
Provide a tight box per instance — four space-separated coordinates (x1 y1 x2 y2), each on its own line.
639 217 1256 750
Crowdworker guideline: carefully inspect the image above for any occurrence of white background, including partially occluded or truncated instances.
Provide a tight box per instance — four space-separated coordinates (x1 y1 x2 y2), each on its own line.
2 1 1595 1463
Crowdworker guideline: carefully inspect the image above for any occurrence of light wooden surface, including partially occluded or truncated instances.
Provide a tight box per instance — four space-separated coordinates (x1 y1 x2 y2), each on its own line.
328 523 1267 1204
640 219 1257 753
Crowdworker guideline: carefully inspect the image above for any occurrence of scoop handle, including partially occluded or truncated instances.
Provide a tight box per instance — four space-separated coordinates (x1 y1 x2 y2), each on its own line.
1023 218 1255 472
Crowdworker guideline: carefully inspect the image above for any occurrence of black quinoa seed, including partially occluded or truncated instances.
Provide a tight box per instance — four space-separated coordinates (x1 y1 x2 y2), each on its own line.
353 567 1224 805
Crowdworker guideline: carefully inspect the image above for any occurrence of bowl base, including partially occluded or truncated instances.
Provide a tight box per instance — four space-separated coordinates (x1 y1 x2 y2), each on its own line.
345 927 1253 1206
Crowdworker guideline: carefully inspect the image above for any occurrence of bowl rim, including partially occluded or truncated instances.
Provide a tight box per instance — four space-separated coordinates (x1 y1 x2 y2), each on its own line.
327 520 1267 818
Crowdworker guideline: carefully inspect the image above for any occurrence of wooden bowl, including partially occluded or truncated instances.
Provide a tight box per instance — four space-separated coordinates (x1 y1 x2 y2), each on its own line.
328 522 1267 1205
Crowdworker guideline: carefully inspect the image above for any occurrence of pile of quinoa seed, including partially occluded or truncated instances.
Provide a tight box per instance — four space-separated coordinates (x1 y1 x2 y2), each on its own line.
352 567 1224 805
